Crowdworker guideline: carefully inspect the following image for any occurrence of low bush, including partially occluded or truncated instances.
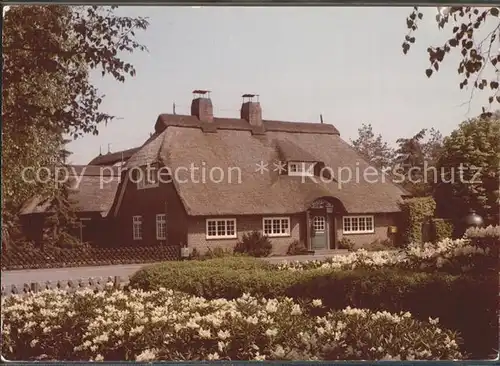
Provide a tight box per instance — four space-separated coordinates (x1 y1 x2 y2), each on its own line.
129 259 497 359
234 231 272 257
431 218 454 242
279 237 497 275
364 238 393 251
286 240 309 255
1 288 462 361
337 238 354 251
203 247 235 259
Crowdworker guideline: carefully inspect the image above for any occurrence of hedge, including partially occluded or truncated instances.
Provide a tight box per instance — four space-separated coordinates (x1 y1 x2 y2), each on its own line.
431 218 454 242
130 258 498 359
1 245 180 270
399 197 436 244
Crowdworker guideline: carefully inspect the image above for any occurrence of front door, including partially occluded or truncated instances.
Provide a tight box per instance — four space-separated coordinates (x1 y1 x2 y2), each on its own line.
311 215 328 249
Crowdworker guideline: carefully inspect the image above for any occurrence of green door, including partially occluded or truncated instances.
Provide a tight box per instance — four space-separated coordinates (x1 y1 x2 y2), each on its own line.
311 216 328 249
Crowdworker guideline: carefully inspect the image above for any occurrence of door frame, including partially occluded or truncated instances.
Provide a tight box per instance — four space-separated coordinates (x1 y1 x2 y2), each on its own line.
308 208 334 250
311 214 328 249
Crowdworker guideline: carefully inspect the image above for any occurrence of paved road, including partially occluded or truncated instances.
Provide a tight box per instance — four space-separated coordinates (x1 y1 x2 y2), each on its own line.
1 263 147 288
1 253 344 288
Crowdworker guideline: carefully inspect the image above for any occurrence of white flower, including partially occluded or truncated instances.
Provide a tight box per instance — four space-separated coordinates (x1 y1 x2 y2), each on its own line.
207 352 220 360
291 304 302 315
95 354 104 361
429 317 439 325
245 315 258 325
265 300 278 313
198 328 211 339
136 348 157 362
30 339 39 348
272 345 286 358
218 341 226 352
130 325 144 335
186 320 200 329
312 299 322 307
215 329 230 340
265 328 278 337
94 333 109 344
254 352 266 361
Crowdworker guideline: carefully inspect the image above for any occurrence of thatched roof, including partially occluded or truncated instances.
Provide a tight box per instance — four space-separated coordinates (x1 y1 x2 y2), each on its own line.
88 147 140 166
124 114 407 216
20 165 120 216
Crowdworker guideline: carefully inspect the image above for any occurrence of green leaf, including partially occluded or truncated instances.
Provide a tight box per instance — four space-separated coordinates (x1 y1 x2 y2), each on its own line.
425 69 433 78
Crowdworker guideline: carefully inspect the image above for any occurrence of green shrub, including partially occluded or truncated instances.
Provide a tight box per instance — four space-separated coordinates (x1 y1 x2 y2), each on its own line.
204 246 234 259
286 240 309 255
189 247 201 259
399 197 436 245
365 238 393 251
338 238 354 251
234 231 272 257
130 261 497 359
431 218 454 242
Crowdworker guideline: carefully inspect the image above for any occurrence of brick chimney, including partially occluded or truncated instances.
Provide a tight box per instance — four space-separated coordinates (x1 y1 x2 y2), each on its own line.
191 90 213 122
241 94 262 127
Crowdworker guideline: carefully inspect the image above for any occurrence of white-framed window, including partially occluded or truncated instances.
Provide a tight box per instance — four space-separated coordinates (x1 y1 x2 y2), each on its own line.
342 215 375 234
156 214 166 240
312 216 326 232
263 217 291 237
206 218 237 239
132 215 143 240
288 162 314 177
137 166 159 190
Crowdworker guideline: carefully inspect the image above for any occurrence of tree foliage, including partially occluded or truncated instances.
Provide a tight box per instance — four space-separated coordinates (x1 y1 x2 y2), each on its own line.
351 123 444 197
2 5 148 242
42 180 82 249
350 123 395 169
434 114 500 227
402 6 500 115
3 5 148 137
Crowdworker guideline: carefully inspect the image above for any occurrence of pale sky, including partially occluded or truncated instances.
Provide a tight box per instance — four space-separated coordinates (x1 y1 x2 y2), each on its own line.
67 6 492 164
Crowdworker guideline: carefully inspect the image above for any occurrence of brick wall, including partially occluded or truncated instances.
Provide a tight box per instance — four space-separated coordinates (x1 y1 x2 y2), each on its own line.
335 213 398 248
187 214 303 255
114 178 188 247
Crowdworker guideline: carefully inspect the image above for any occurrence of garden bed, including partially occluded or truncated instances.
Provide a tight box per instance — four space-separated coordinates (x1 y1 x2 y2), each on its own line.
1 287 462 361
129 251 498 359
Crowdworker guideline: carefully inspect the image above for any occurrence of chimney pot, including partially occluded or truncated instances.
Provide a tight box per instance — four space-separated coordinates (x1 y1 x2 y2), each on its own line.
191 90 213 122
241 94 262 127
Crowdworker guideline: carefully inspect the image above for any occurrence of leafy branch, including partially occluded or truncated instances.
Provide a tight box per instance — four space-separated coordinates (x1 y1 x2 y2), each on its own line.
402 6 500 117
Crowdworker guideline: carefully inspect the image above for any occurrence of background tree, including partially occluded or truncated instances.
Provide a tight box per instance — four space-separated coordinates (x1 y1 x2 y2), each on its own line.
393 128 443 197
42 137 82 249
402 6 500 115
434 114 500 230
351 123 395 170
2 5 149 244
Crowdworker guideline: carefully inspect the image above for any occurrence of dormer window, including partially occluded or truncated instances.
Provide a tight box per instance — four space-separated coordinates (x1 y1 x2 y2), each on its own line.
137 166 159 189
288 162 314 177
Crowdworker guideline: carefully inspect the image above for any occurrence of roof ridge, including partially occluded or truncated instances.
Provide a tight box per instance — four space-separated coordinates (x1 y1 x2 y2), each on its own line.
155 114 340 135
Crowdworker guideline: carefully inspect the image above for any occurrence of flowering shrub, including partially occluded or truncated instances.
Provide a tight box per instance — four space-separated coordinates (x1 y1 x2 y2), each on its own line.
1 288 462 361
277 233 498 273
130 255 497 358
465 225 500 238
